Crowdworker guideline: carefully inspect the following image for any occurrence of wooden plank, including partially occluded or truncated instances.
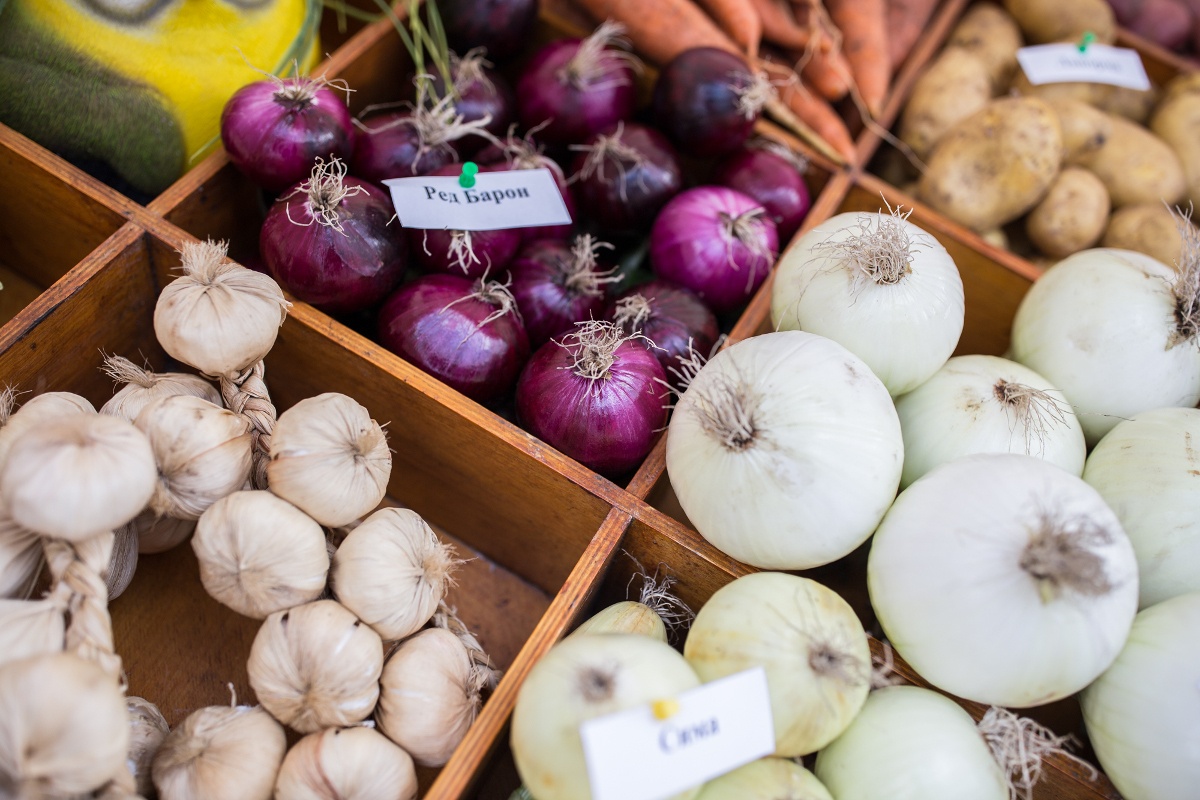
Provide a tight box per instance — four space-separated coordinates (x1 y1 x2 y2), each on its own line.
0 265 43 328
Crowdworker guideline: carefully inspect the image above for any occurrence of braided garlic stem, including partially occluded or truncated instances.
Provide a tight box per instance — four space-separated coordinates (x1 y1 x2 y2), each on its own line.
220 360 277 490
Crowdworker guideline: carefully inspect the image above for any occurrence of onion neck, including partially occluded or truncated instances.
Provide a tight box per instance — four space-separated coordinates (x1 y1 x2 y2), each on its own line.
1019 511 1117 604
558 20 634 89
813 206 919 289
721 208 772 263
290 157 363 232
571 122 645 184
612 294 653 334
808 639 867 687
993 379 1070 455
564 320 626 380
1170 207 1200 348
561 235 619 299
578 663 618 703
451 48 495 93
694 376 760 451
734 70 775 120
471 278 521 327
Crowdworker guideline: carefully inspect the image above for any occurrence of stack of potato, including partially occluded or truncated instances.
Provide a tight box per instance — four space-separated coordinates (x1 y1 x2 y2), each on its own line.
895 0 1200 267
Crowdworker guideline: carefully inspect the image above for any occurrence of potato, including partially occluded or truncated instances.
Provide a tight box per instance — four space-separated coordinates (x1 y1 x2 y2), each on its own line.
947 2 1024 91
917 97 1062 233
1053 100 1113 162
1010 70 1158 123
980 228 1011 250
1003 0 1115 44
1075 113 1186 207
899 49 993 159
1025 167 1111 257
1151 77 1200 207
1102 204 1189 267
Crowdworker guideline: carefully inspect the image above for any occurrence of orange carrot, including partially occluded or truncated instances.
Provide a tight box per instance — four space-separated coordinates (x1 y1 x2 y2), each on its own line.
748 0 825 53
827 0 890 119
759 59 855 162
786 3 853 101
695 0 763 59
571 0 741 66
887 0 941 68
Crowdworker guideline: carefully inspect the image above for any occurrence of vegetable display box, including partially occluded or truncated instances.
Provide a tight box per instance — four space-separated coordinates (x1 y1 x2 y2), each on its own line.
0 0 1192 796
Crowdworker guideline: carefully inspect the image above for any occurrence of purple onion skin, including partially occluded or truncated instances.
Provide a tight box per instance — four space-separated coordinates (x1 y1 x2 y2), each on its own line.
509 240 606 347
715 147 811 244
517 39 638 146
409 226 523 280
439 0 538 60
427 66 517 157
607 280 719 384
220 79 354 193
476 145 577 242
516 338 667 475
351 112 456 184
571 123 684 235
653 47 759 158
649 186 779 314
261 177 407 314
377 274 529 404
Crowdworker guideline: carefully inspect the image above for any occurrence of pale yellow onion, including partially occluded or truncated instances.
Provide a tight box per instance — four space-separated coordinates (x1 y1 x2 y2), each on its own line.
684 572 871 757
0 652 130 797
511 633 702 800
0 414 156 541
100 355 220 423
0 499 42 599
274 726 417 800
134 395 253 519
0 390 95 467
153 239 289 379
0 597 64 669
572 600 667 640
331 507 457 641
695 757 834 800
126 696 170 797
267 393 391 527
377 627 496 767
106 521 139 601
192 490 329 619
123 509 196 555
247 599 383 733
151 704 285 800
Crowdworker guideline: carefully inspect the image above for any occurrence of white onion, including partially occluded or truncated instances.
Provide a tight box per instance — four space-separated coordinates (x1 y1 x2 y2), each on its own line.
666 331 903 569
1011 248 1200 446
511 633 701 800
684 572 870 756
1080 591 1200 800
770 210 964 396
1083 407 1200 608
813 685 1008 800
868 453 1139 707
894 354 1085 488
695 757 833 800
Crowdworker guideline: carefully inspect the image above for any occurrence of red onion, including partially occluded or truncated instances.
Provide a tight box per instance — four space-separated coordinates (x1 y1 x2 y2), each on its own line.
516 321 668 475
509 234 619 347
607 280 719 387
652 47 772 158
570 122 683 234
260 157 408 314
516 21 639 146
715 140 811 243
377 274 529 404
649 186 778 313
430 50 516 156
476 129 576 242
351 111 456 184
220 75 354 193
439 0 538 60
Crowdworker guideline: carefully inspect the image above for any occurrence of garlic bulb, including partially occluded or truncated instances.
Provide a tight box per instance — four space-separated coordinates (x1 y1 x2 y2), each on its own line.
0 596 65 668
124 508 196 555
0 500 42 599
107 521 139 601
100 355 220 422
153 239 290 379
152 703 286 800
192 490 329 618
0 389 95 467
248 599 383 733
0 413 156 541
267 393 391 527
126 696 170 797
377 626 496 767
274 726 418 800
331 507 458 641
0 652 130 797
135 395 253 519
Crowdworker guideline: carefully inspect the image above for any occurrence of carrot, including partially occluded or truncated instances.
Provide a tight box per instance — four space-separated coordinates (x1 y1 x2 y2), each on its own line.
748 0 826 53
887 0 941 68
694 0 763 59
571 0 741 66
827 0 890 119
759 59 855 162
786 3 853 101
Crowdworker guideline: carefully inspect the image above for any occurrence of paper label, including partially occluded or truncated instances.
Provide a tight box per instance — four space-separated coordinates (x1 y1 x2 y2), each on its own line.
383 168 572 231
1016 43 1151 90
579 668 775 800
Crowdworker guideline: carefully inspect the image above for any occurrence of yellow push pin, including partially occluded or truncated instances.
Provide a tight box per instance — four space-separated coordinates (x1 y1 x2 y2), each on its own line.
652 698 680 720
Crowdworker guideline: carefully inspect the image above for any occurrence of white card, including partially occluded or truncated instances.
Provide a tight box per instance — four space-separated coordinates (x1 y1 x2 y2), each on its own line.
579 668 775 800
383 167 572 231
1016 43 1151 90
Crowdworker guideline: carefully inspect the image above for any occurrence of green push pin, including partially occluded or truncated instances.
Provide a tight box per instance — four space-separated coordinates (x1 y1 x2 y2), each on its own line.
1078 31 1096 53
459 161 479 189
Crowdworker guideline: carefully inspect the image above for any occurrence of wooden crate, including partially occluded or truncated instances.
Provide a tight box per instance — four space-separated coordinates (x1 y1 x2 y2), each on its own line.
2 0 1184 796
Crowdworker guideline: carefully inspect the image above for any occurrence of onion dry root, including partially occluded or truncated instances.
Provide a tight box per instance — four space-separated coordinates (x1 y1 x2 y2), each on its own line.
978 706 1091 800
810 203 920 291
1169 204 1200 347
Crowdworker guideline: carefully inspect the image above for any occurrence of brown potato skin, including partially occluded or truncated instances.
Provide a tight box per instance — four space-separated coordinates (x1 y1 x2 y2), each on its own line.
1102 204 1187 268
947 2 1024 91
1026 167 1111 257
1151 76 1200 208
917 97 1063 233
1003 0 1115 43
1074 113 1186 207
1053 100 1114 163
1011 70 1158 123
899 48 993 159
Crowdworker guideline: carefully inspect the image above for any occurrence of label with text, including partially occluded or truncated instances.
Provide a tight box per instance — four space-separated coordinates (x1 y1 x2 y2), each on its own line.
1017 43 1150 90
579 668 775 800
383 167 572 231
